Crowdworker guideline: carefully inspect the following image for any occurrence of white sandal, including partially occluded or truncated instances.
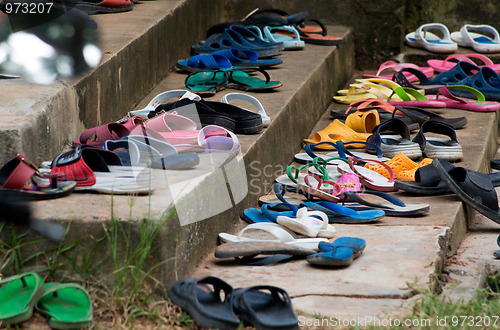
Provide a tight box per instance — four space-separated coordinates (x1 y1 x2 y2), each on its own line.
277 207 335 238
405 23 457 53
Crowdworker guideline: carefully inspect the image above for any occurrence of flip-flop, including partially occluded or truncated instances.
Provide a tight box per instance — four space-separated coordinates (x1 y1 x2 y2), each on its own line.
337 157 397 192
427 54 500 73
35 283 93 329
218 222 327 250
185 70 228 97
432 85 500 112
0 155 76 200
176 54 233 72
276 207 335 238
232 285 299 330
412 120 463 161
0 272 45 326
307 237 366 267
214 241 316 259
168 277 240 330
227 69 282 92
258 183 312 208
451 24 500 53
433 159 500 224
405 23 457 53
220 92 271 127
342 190 430 217
211 49 283 68
241 203 299 224
300 200 385 224
259 25 305 50
362 60 434 82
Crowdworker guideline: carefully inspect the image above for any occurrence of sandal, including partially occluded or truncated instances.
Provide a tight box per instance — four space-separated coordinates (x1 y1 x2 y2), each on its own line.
0 155 76 200
185 71 228 97
211 48 282 68
433 85 500 112
276 207 335 238
412 120 463 161
307 237 366 267
405 23 457 53
451 24 500 53
337 157 396 192
303 120 371 148
227 69 282 92
342 190 430 216
192 26 283 58
427 53 500 73
168 277 240 329
176 54 232 72
221 92 270 127
366 118 423 159
362 60 434 82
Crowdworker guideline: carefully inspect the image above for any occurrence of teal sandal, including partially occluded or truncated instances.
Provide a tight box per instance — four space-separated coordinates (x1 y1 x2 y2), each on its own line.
227 69 282 92
184 71 228 97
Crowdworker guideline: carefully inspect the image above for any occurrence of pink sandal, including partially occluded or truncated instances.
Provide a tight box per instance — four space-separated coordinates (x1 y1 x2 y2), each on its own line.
363 60 434 83
431 85 500 112
427 53 500 73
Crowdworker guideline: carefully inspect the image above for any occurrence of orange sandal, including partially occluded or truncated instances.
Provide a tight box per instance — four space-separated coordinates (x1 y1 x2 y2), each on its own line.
364 152 418 179
396 158 433 181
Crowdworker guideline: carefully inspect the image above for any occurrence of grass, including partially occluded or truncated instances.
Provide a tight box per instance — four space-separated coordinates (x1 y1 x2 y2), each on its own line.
0 195 194 329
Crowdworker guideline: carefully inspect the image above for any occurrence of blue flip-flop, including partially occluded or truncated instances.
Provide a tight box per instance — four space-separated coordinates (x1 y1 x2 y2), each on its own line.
177 54 232 72
211 49 282 68
307 237 366 267
241 203 299 224
301 201 385 223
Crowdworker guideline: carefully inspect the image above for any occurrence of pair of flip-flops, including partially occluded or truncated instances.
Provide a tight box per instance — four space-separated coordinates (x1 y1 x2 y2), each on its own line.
168 276 299 329
177 48 282 72
185 68 282 97
0 272 92 329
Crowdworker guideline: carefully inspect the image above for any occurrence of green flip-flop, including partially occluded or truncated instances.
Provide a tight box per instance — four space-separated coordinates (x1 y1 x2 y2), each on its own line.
184 70 228 97
228 69 282 91
0 272 45 326
35 283 93 329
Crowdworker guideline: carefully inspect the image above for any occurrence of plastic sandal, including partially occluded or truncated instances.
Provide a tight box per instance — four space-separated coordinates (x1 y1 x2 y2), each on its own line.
35 283 93 329
342 191 429 216
221 92 271 127
227 69 282 92
405 23 457 53
345 109 380 133
276 207 335 238
303 119 371 148
242 203 299 224
396 158 433 181
387 86 447 108
386 106 467 130
218 222 327 250
300 200 385 224
392 61 480 94
337 157 397 192
412 120 463 161
362 60 434 82
330 99 420 131
307 237 366 267
102 135 200 170
364 152 418 180
192 26 283 58
433 159 500 224
168 277 240 329
451 24 500 53
298 172 342 203
49 146 155 194
211 48 282 68
427 54 500 73
257 25 305 50
129 90 201 119
0 272 45 326
145 112 202 145
176 54 232 72
184 70 228 97
433 85 500 112
366 118 423 159
449 67 500 102
232 285 299 329
73 122 131 147
0 155 76 200
75 0 133 14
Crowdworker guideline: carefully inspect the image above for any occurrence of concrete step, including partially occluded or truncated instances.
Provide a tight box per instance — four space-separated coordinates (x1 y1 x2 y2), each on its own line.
192 71 500 322
13 25 355 287
0 0 225 165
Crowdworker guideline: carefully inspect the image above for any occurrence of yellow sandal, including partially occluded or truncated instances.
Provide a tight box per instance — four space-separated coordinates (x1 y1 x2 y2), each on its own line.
345 109 380 133
303 120 371 149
